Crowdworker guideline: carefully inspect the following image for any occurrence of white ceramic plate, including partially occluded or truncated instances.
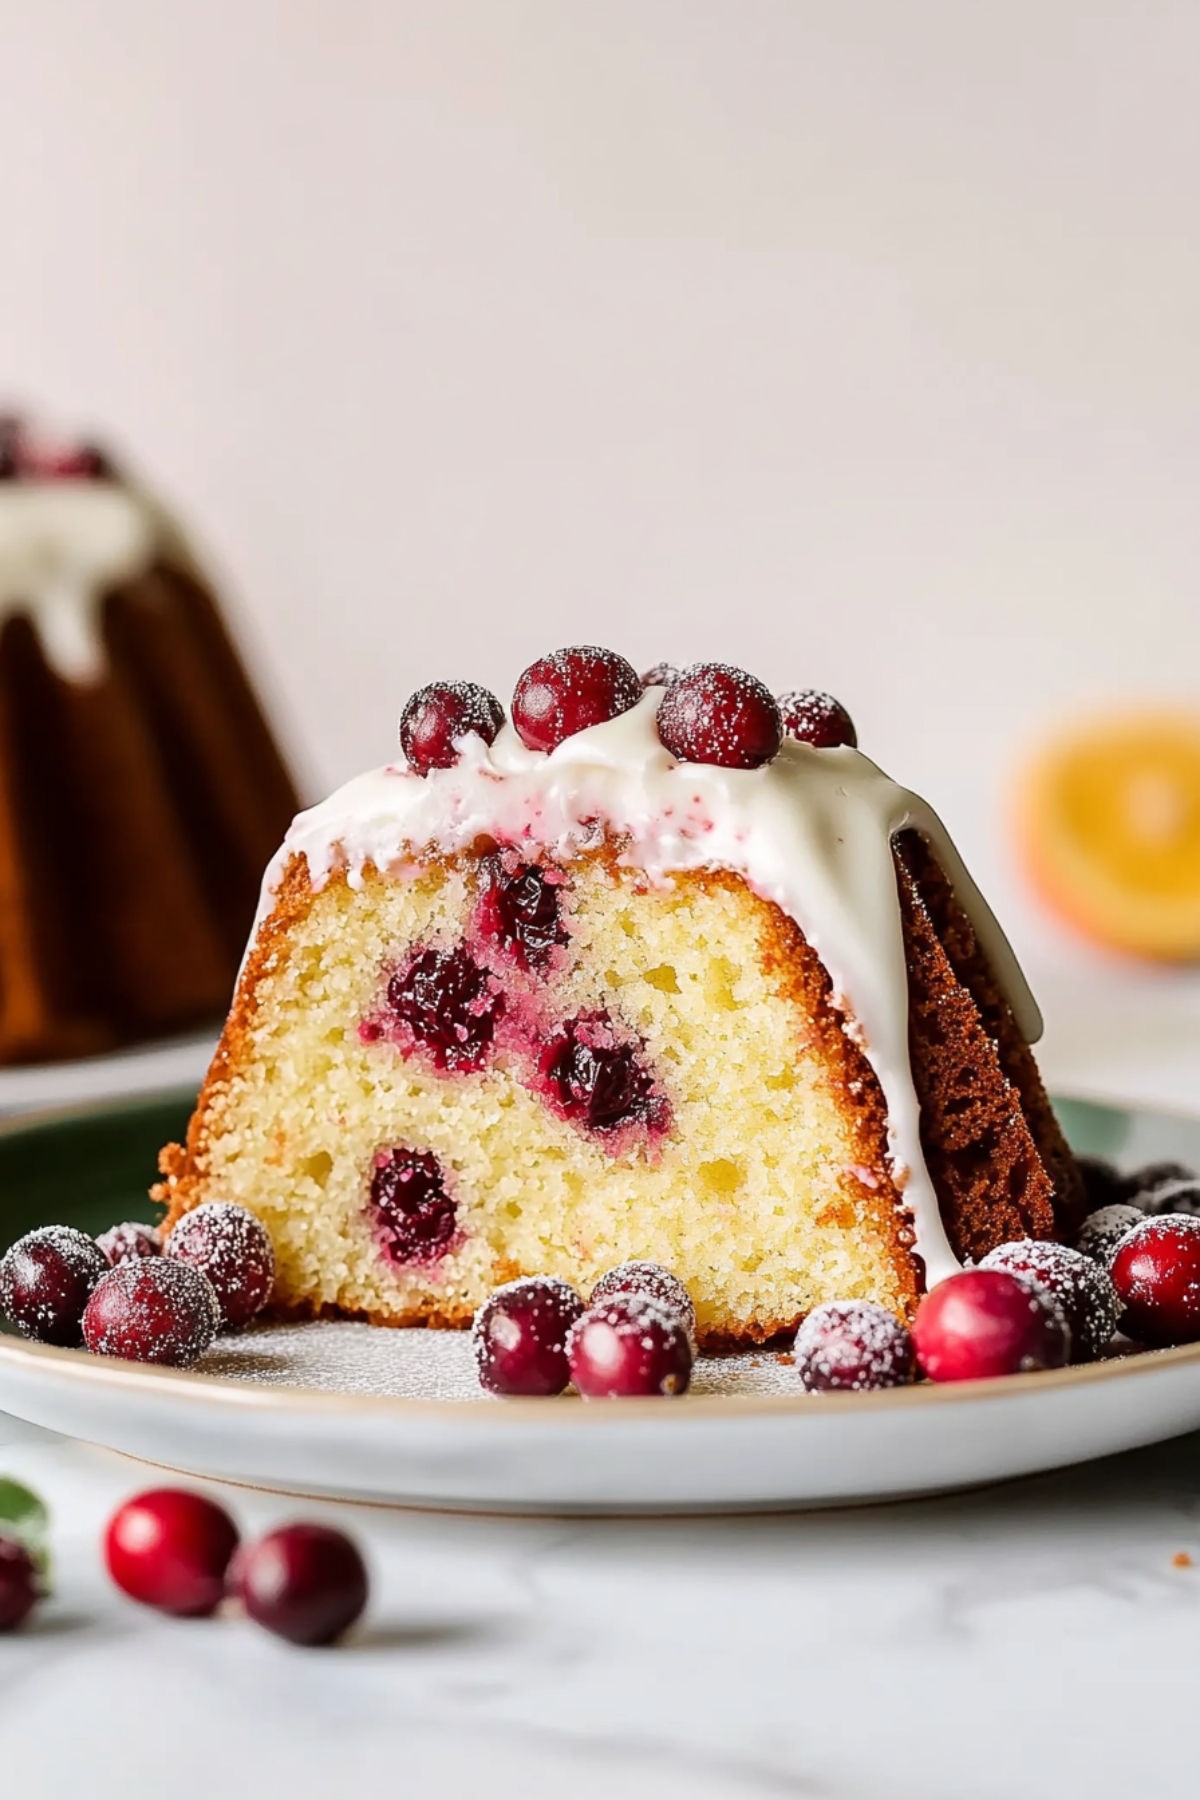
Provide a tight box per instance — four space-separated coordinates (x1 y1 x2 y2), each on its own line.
1 1093 1198 1515
0 1032 216 1120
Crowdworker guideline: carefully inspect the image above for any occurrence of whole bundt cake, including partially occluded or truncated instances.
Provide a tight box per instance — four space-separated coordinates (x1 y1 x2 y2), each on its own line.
155 649 1083 1349
0 415 299 1064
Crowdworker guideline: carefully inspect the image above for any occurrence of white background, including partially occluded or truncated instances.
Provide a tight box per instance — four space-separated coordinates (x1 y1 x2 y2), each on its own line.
2 0 1199 1093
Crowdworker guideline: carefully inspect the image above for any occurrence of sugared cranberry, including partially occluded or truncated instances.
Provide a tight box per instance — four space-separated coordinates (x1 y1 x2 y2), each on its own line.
793 1301 915 1392
0 1226 109 1346
234 1523 368 1646
166 1203 275 1330
512 646 642 753
0 1536 40 1632
1077 1204 1144 1266
1126 1160 1196 1203
472 1277 585 1396
82 1259 220 1367
542 1013 663 1134
981 1239 1119 1362
1074 1155 1129 1214
399 680 505 776
96 1222 163 1267
776 689 857 750
370 1147 458 1265
104 1488 239 1617
1111 1217 1200 1347
386 943 502 1072
640 662 681 689
912 1269 1070 1382
476 857 568 970
589 1261 696 1339
1138 1177 1200 1218
567 1292 693 1398
655 663 781 770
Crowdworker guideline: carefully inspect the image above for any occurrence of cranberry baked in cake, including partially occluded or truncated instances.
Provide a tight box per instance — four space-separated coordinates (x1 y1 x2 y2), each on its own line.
155 650 1082 1350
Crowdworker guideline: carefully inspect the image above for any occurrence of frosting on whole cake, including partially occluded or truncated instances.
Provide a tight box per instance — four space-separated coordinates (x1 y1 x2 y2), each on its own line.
263 690 1042 1286
0 484 158 681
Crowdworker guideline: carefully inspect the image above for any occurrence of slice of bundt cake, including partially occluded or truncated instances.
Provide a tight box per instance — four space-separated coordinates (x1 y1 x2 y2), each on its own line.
155 650 1082 1349
0 415 299 1063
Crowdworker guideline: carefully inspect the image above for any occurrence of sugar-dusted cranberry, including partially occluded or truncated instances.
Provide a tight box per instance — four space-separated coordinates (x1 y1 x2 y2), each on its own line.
589 1261 696 1340
1125 1160 1196 1204
82 1259 220 1367
776 689 857 750
640 662 681 689
399 680 505 776
104 1488 239 1617
912 1268 1070 1382
1077 1203 1144 1266
1111 1217 1200 1347
234 1523 368 1646
166 1202 275 1330
476 856 569 971
386 942 502 1073
981 1239 1119 1362
1138 1177 1200 1218
472 1276 585 1396
655 663 781 770
0 1536 40 1632
370 1147 458 1265
793 1300 915 1392
542 1013 664 1135
567 1292 693 1398
1074 1155 1129 1215
0 1225 109 1346
512 646 642 753
96 1222 163 1266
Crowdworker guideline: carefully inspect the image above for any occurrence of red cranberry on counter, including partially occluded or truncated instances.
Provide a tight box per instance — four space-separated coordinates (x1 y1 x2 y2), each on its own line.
512 647 642 753
567 1292 693 1398
589 1261 696 1340
399 681 505 775
912 1268 1070 1382
776 689 857 750
82 1258 220 1367
472 1276 585 1397
0 1536 40 1632
655 663 781 770
105 1488 239 1617
166 1202 275 1331
0 1226 109 1346
96 1222 163 1267
793 1300 915 1392
980 1239 1119 1362
1076 1204 1144 1267
1110 1217 1200 1347
234 1523 368 1646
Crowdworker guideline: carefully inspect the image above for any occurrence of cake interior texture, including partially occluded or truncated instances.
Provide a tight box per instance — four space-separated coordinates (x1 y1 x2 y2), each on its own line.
157 831 1082 1350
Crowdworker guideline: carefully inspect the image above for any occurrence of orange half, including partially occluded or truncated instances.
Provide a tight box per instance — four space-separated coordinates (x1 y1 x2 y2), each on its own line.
1017 710 1200 961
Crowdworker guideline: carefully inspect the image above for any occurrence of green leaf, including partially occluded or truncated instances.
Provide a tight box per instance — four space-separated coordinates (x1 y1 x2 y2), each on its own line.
0 1478 50 1582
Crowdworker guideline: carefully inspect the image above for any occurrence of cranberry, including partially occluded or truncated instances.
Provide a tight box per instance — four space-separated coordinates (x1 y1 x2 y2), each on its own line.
981 1239 1119 1362
511 646 642 753
655 663 781 770
472 1277 585 1396
166 1203 275 1330
567 1292 692 1398
399 680 505 775
912 1269 1070 1382
776 689 857 750
1138 1177 1200 1218
104 1488 239 1617
793 1301 915 1392
0 1226 109 1346
542 1013 663 1134
1077 1203 1144 1266
96 1222 163 1266
1111 1217 1200 1347
1074 1155 1129 1214
1126 1160 1196 1203
0 1536 40 1632
476 857 568 971
370 1147 458 1265
82 1259 220 1367
386 943 502 1072
640 662 681 689
589 1261 696 1339
235 1523 368 1646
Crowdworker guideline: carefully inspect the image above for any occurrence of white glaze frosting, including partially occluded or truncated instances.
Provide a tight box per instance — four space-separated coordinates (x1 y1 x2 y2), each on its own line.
263 691 1043 1286
0 484 158 681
